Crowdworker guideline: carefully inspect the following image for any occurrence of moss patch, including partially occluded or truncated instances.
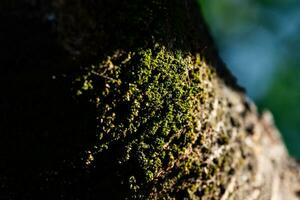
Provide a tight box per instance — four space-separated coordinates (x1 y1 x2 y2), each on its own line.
73 44 239 199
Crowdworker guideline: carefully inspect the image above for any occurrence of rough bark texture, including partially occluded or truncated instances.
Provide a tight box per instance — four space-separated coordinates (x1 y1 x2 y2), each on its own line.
0 0 299 199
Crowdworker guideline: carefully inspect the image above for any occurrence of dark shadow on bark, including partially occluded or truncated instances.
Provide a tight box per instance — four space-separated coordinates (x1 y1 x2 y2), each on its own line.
0 1 97 199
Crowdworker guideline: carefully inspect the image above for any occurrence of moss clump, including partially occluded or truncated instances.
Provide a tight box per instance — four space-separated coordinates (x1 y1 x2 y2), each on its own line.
74 44 227 199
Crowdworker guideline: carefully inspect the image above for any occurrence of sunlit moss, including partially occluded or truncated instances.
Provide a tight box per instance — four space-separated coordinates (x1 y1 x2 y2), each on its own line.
73 43 240 199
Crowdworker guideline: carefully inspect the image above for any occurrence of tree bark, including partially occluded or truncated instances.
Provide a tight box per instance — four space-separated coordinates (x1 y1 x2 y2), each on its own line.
0 0 299 199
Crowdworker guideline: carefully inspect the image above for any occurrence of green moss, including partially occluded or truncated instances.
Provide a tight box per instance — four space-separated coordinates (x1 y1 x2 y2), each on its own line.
73 44 240 199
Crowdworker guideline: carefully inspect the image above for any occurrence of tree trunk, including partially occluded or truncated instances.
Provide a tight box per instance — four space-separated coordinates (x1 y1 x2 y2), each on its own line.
1 0 299 199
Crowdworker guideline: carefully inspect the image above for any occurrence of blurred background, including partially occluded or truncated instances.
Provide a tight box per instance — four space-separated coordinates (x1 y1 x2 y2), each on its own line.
199 0 300 158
